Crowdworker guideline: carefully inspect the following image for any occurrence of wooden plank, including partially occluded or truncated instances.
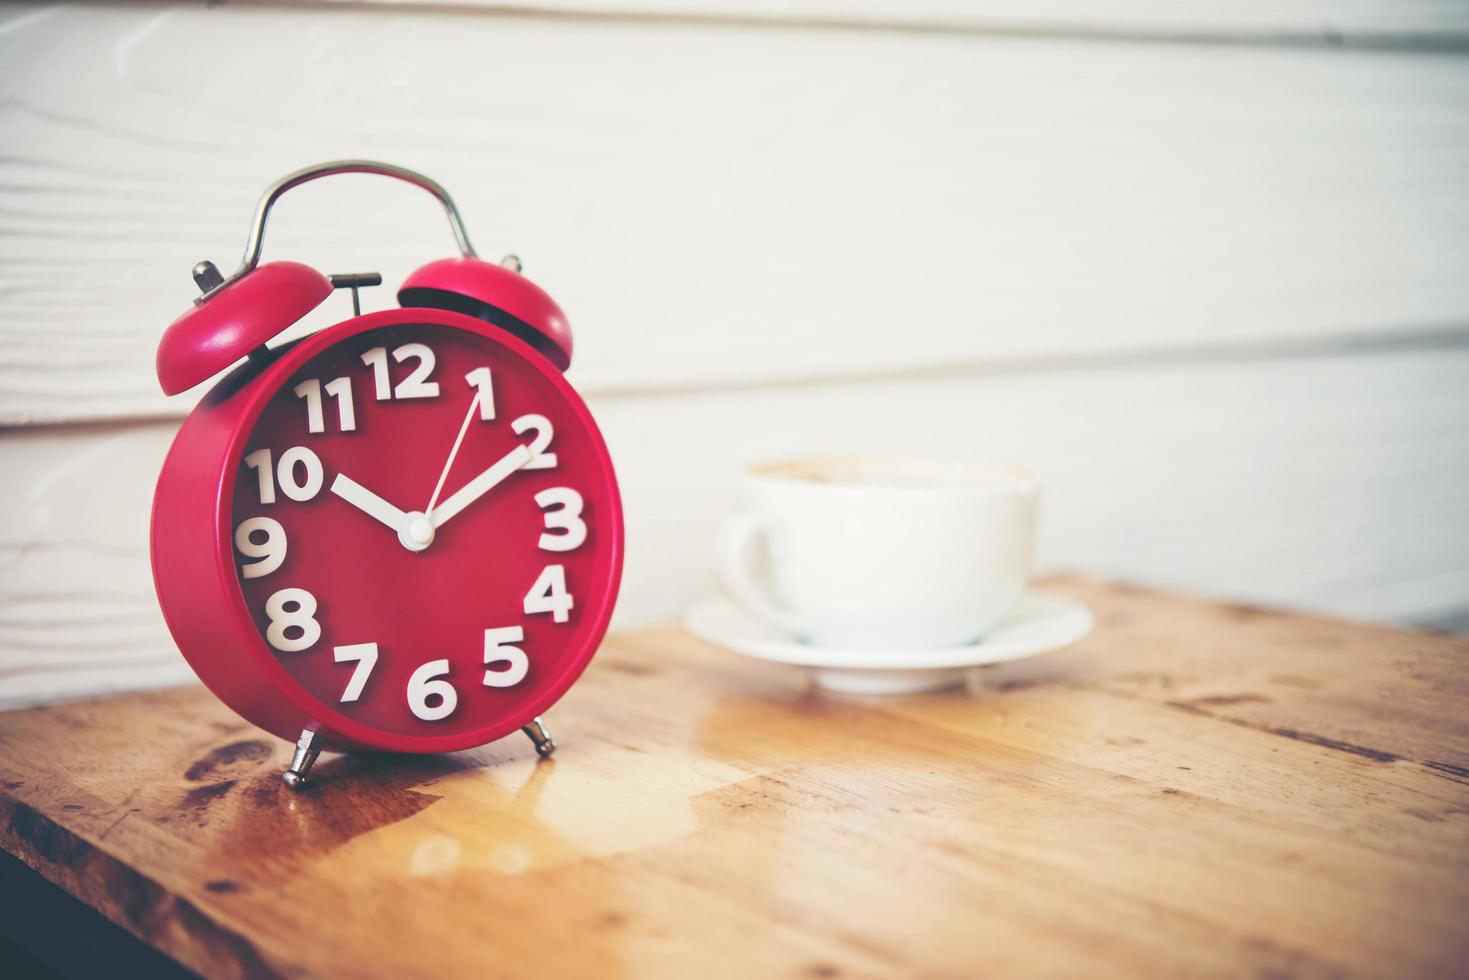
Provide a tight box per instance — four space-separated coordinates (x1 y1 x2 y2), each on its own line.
0 580 1465 978
314 0 1469 43
1 346 1467 708
3 3 1469 423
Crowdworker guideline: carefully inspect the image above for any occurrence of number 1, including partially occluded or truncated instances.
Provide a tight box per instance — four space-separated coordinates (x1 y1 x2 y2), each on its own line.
465 367 496 421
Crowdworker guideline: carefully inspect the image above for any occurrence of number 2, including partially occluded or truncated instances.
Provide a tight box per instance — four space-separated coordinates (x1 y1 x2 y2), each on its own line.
512 414 557 470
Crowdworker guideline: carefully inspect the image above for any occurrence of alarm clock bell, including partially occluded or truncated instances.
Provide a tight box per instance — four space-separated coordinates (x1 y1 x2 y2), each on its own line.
156 160 574 398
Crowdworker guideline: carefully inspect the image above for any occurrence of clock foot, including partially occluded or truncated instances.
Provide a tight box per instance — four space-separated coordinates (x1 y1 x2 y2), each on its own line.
522 717 556 759
282 728 325 790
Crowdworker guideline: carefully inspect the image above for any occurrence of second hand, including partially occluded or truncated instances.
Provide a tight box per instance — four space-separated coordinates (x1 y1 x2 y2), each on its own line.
425 390 483 517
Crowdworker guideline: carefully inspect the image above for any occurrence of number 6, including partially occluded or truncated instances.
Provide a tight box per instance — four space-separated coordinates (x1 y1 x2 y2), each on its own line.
407 660 458 721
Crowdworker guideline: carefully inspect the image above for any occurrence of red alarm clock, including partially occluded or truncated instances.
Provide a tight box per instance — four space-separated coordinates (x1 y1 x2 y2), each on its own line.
150 162 623 789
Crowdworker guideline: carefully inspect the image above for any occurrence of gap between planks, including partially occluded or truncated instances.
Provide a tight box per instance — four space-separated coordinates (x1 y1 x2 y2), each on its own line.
273 0 1469 53
5 318 1467 434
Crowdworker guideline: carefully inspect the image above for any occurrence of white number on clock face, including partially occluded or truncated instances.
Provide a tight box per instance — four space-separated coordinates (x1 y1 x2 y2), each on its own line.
483 626 529 688
265 587 321 652
361 343 440 400
407 659 457 720
328 628 528 719
465 367 496 421
294 377 357 433
333 642 379 703
511 414 558 470
524 565 573 623
235 517 286 579
244 446 324 504
243 332 595 722
535 487 586 552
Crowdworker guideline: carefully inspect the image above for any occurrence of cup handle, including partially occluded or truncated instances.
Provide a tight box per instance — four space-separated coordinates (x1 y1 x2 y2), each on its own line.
715 514 808 635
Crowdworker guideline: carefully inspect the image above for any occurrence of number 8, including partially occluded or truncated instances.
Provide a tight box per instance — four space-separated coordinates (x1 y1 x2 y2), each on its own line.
265 588 321 652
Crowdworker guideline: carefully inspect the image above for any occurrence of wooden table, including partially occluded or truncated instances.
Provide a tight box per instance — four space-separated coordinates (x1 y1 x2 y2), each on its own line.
2 579 1466 979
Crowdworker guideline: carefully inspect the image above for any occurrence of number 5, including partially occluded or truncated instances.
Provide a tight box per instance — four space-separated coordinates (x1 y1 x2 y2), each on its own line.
483 626 529 688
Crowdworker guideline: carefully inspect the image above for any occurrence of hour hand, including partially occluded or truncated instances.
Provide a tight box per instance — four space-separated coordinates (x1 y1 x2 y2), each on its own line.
429 444 532 529
331 473 409 533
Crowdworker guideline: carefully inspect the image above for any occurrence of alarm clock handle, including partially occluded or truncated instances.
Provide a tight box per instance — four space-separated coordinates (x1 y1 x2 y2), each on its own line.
198 160 479 303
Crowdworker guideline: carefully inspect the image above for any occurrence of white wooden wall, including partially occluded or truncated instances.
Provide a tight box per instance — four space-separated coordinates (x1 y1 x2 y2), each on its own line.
2 1 1468 707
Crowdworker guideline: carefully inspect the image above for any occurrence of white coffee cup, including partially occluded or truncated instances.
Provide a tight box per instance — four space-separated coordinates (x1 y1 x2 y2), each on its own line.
716 457 1039 649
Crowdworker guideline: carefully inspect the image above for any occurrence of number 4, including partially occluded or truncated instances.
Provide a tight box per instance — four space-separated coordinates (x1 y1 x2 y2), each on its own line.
523 565 573 624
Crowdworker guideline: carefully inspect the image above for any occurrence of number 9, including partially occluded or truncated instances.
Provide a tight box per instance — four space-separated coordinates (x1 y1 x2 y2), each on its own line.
235 517 287 579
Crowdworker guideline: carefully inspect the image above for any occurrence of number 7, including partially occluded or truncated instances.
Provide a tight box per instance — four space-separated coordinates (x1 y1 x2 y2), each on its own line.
334 642 379 703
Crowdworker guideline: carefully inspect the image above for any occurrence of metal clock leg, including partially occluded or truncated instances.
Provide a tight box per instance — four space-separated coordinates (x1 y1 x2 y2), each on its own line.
521 717 556 758
283 728 325 790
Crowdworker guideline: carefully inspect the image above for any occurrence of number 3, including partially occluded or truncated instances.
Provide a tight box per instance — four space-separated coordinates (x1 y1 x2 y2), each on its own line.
535 487 586 552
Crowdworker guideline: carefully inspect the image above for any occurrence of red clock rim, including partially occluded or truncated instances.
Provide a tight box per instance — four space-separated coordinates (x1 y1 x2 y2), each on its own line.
210 307 624 754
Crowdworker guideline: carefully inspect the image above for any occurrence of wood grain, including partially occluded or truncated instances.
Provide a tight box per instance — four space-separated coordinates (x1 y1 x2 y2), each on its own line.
3 3 1468 423
0 579 1465 978
3 345 1468 708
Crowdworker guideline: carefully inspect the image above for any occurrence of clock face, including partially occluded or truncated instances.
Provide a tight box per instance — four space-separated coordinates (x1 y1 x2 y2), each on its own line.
228 320 620 745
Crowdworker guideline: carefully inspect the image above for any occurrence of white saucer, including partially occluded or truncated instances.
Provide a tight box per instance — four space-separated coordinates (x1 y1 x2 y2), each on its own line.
684 592 1094 695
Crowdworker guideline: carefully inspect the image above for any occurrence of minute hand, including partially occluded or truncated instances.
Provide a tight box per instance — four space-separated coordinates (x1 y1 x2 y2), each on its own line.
429 444 533 529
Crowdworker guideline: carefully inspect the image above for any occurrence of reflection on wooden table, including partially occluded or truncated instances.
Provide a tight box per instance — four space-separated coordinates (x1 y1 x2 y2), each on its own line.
1 578 1466 978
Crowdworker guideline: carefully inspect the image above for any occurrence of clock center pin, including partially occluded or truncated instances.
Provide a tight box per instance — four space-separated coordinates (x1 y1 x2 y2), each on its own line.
400 512 435 552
